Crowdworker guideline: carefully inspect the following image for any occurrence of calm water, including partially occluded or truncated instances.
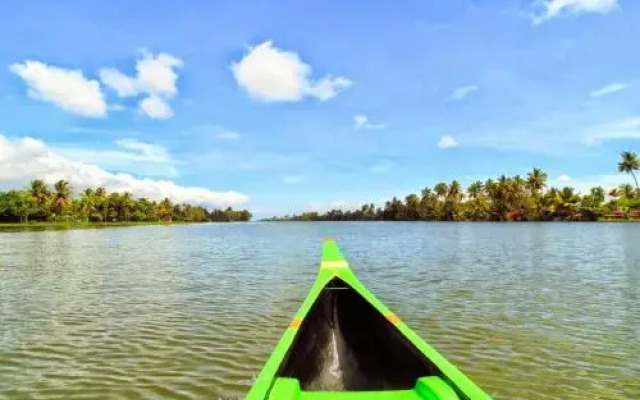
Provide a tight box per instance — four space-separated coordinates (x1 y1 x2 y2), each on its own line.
1 222 638 399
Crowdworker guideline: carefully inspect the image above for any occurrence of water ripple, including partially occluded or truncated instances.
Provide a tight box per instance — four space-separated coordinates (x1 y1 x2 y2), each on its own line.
1 223 639 399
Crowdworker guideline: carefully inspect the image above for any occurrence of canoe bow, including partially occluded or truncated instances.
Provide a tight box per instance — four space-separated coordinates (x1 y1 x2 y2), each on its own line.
245 239 493 400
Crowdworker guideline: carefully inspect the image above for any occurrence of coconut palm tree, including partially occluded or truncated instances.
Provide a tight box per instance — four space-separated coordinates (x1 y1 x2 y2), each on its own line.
120 192 134 222
618 151 639 191
404 194 420 220
557 186 580 220
155 197 173 222
94 187 108 223
590 187 605 204
28 179 51 220
29 179 51 207
467 181 484 199
448 180 462 199
52 180 72 221
79 188 96 222
526 168 547 194
433 182 448 199
619 184 636 200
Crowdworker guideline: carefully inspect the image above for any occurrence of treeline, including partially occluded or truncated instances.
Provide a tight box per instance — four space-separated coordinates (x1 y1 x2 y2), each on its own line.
0 179 252 223
269 152 640 222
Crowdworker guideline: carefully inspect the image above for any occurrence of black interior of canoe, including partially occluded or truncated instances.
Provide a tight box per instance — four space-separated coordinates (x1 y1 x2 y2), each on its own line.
278 278 441 391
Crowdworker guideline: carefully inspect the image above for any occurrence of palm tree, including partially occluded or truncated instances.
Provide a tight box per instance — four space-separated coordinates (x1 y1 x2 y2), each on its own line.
52 180 72 221
434 182 448 199
155 197 173 222
95 187 108 223
512 175 525 193
79 188 95 222
448 180 462 199
618 151 639 191
419 188 435 220
28 179 51 220
405 194 420 220
120 192 134 222
558 186 580 219
444 180 463 221
467 181 483 199
590 187 605 204
619 184 636 200
526 168 547 194
29 179 51 207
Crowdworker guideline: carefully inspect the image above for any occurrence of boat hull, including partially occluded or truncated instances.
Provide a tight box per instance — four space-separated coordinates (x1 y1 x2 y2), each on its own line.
245 240 493 400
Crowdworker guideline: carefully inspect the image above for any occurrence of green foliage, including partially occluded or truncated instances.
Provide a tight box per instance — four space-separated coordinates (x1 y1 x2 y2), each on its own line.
618 151 640 190
269 166 640 222
0 180 251 224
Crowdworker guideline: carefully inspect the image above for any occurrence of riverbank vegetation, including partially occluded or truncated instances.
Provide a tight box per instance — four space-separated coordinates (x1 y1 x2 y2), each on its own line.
269 152 640 222
0 180 251 224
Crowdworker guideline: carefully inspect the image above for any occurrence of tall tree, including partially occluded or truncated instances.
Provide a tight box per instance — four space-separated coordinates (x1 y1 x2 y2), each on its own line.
467 181 483 199
155 198 173 222
526 168 547 194
618 151 639 191
120 192 134 222
28 179 51 220
95 187 108 223
433 182 448 199
619 184 636 200
52 180 72 220
29 179 51 207
79 188 95 222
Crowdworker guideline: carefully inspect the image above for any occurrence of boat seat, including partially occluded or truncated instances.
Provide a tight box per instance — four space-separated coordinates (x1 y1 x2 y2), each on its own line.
268 377 460 400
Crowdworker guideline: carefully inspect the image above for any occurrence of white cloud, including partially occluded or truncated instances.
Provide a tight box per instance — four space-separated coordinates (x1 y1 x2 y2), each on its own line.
584 116 640 145
283 175 304 184
354 115 388 130
230 41 352 102
450 85 478 101
99 68 139 97
0 134 247 208
9 61 107 117
304 76 353 101
114 139 171 163
589 82 628 97
135 51 182 97
100 50 183 119
139 95 173 119
557 174 571 182
55 138 177 178
215 131 240 140
437 135 459 149
532 0 619 24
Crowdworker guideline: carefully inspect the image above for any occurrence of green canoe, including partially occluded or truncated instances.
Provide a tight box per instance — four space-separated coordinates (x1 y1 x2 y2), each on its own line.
246 240 493 400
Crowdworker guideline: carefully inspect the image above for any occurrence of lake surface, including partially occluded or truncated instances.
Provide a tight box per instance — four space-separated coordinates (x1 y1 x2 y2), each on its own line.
1 222 638 399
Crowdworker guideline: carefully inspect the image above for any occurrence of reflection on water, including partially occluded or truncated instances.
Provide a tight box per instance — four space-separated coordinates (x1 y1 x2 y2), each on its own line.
1 222 639 399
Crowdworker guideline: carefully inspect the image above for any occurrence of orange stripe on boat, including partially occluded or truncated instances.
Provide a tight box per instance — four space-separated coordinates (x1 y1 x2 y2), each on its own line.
289 318 303 329
384 312 401 326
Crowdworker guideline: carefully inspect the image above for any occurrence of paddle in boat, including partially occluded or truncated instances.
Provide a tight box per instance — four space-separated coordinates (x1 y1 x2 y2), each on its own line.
246 239 493 400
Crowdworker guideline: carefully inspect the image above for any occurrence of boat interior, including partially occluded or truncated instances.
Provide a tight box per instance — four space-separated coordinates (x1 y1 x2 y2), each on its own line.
273 278 462 400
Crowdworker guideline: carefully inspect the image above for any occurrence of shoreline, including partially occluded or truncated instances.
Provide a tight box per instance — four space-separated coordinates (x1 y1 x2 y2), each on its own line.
0 221 215 231
261 218 640 223
1 219 638 231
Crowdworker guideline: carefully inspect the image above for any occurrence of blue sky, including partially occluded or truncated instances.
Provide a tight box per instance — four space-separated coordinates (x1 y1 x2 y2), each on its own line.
1 0 639 216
